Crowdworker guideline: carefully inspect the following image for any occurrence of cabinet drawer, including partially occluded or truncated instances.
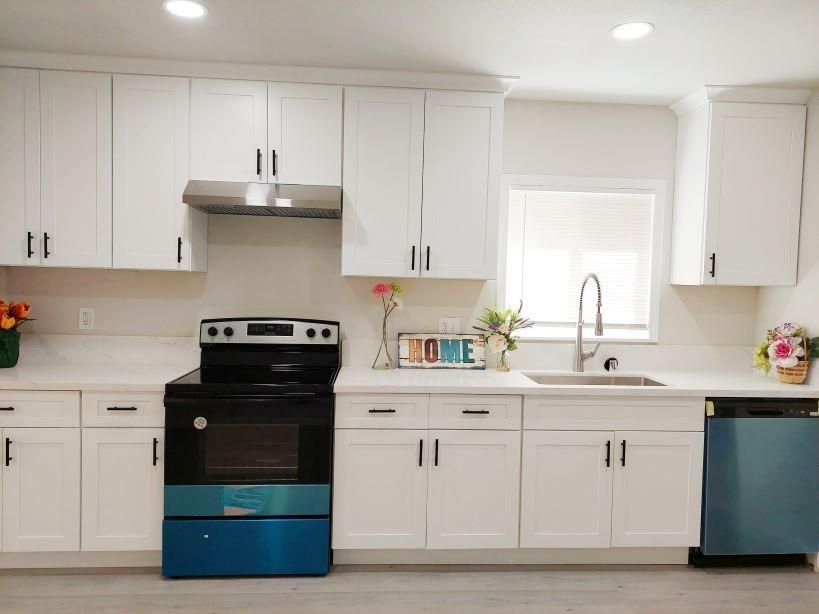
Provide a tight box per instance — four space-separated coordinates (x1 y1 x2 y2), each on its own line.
335 394 428 429
429 395 521 430
81 391 164 427
524 396 704 432
0 390 80 427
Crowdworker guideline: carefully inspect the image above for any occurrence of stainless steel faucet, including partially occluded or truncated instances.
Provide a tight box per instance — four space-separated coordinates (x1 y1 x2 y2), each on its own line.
574 273 603 372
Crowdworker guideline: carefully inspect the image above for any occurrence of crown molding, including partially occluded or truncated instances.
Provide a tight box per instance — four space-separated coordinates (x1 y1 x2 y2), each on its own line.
671 85 812 116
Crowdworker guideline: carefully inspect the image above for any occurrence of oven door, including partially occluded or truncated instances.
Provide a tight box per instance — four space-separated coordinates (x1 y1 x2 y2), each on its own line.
163 395 331 518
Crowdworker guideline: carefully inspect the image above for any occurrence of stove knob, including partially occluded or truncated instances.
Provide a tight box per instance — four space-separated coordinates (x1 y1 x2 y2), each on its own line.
223 326 234 337
206 326 218 337
306 328 316 338
321 328 332 338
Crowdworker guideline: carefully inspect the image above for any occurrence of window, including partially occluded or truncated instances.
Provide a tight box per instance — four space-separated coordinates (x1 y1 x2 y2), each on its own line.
501 176 664 342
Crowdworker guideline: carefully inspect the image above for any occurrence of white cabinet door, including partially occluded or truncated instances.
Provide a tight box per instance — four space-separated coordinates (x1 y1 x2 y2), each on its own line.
81 428 163 551
268 83 342 185
427 429 520 549
520 431 613 548
190 78 267 182
421 90 503 280
113 75 203 271
2 428 80 552
0 68 40 266
332 429 427 549
704 102 806 285
40 71 112 268
342 87 425 277
611 431 703 547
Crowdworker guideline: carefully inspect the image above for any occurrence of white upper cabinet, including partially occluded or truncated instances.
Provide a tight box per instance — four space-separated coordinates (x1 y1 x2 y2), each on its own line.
610 431 703 548
40 71 112 268
342 87 425 277
0 68 40 266
190 78 267 182
670 88 808 286
113 75 206 271
268 83 342 185
421 91 503 279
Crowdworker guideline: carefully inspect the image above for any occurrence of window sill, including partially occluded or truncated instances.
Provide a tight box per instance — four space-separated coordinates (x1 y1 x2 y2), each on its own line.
515 327 658 345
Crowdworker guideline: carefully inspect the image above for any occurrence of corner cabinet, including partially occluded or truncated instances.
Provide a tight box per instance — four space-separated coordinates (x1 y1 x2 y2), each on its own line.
341 88 504 280
671 89 808 286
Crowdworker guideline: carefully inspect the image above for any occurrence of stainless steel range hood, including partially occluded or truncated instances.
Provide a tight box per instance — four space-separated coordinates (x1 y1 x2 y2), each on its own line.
183 180 342 219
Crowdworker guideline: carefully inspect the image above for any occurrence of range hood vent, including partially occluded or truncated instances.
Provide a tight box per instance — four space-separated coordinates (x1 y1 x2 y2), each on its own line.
183 180 341 219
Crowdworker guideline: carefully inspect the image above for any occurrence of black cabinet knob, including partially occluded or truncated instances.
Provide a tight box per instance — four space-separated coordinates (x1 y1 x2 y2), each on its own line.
207 326 218 337
306 328 316 338
321 328 331 338
223 326 234 337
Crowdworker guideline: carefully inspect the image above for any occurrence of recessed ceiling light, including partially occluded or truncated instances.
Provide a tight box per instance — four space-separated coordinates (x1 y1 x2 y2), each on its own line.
610 21 654 40
163 0 207 19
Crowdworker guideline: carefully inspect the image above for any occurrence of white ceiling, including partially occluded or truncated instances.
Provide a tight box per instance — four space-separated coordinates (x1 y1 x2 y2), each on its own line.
2 0 818 104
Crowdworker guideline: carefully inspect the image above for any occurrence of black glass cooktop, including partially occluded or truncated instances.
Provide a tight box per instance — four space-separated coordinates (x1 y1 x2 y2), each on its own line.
166 366 339 397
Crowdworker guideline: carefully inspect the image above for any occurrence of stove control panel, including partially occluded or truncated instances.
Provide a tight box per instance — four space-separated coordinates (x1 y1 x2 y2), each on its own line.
200 319 339 345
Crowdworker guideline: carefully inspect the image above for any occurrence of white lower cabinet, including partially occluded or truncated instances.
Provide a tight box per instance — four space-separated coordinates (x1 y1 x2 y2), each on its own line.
2 427 80 552
427 429 520 549
520 431 613 548
81 428 163 551
332 429 428 549
610 431 704 547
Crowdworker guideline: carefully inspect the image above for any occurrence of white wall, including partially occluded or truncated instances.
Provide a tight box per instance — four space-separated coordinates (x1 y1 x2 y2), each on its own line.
3 99 759 365
755 89 819 383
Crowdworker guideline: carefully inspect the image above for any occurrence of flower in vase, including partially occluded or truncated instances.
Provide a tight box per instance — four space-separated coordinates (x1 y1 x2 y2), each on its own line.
389 282 404 294
767 336 804 368
0 312 16 330
390 296 404 311
487 333 508 354
9 302 31 319
372 283 391 297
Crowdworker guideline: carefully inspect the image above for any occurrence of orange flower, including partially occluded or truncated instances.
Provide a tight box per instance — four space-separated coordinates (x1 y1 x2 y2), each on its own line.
0 312 15 330
9 302 31 319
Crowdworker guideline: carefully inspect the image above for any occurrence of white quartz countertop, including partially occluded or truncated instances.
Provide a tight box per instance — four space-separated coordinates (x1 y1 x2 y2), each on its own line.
0 335 198 392
334 366 819 398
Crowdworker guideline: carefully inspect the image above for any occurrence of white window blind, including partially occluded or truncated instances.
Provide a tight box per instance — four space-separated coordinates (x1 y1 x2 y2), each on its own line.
505 188 655 333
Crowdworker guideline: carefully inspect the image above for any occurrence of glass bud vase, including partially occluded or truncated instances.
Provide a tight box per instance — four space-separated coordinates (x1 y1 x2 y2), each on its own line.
497 350 510 372
371 316 396 370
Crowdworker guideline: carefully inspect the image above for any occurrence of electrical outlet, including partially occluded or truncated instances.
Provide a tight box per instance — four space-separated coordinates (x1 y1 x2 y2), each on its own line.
438 317 460 334
78 307 95 330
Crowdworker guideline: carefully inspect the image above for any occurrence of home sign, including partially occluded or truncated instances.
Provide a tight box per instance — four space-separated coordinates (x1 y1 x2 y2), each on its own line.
398 333 486 369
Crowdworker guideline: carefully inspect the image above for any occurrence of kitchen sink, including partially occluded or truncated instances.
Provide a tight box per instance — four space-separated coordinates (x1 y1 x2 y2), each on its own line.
524 373 667 387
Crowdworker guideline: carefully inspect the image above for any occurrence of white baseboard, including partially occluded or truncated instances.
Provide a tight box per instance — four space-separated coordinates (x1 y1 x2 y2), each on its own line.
333 547 690 565
0 551 161 570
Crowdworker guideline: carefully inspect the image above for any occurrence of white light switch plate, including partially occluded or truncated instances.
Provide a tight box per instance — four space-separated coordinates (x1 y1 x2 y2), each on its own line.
438 317 460 334
79 307 95 330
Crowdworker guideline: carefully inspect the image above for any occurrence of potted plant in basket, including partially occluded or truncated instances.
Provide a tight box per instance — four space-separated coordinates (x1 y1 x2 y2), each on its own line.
474 302 533 372
0 300 34 369
753 322 819 384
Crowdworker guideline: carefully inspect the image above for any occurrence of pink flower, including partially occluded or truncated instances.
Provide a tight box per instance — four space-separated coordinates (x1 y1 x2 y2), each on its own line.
767 336 805 368
371 283 391 297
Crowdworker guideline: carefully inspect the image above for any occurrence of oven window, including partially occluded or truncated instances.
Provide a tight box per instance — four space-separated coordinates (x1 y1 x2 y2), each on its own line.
205 424 299 482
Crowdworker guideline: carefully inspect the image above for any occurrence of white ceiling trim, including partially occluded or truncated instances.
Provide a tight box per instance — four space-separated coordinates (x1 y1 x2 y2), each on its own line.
0 49 519 94
671 86 812 116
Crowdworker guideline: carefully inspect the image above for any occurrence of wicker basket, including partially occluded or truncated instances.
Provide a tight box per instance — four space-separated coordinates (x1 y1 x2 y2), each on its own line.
775 337 810 384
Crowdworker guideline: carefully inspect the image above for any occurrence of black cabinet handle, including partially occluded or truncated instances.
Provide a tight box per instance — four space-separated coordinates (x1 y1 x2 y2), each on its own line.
27 232 34 258
709 253 716 278
256 148 262 176
411 245 416 271
426 246 430 271
0 406 14 412
605 440 611 467
177 237 182 263
43 232 50 258
271 149 277 176
153 437 159 466
368 408 396 414
4 438 11 467
462 409 490 415
107 406 138 411
434 438 439 466
418 439 423 467
621 440 627 467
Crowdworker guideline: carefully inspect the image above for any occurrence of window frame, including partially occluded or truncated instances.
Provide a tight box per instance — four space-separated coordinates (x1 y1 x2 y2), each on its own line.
498 175 666 344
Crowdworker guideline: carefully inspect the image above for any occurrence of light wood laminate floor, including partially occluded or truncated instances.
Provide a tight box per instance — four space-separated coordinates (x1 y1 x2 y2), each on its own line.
0 565 817 613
